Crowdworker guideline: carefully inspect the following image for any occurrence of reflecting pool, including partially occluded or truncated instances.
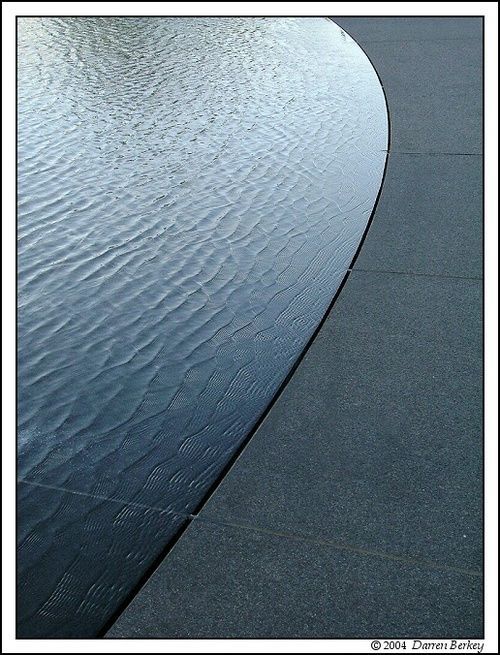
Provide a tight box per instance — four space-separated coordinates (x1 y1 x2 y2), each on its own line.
17 17 387 636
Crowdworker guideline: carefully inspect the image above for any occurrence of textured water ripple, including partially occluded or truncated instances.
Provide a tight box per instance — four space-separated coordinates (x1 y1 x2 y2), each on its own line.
17 17 387 636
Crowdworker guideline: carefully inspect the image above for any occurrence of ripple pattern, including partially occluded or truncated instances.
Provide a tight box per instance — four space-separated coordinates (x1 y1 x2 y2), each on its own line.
17 17 388 636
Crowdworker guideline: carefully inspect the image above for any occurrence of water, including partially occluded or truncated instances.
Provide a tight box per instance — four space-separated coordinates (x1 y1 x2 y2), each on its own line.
17 17 387 636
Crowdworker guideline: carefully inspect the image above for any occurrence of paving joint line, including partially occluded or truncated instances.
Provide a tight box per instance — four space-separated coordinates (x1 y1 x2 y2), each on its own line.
22 481 481 580
188 513 482 579
357 38 483 45
384 150 482 156
350 268 482 281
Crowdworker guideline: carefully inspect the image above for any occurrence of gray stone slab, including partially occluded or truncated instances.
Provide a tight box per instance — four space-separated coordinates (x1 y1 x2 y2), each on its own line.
354 153 483 277
333 17 483 43
199 271 482 572
333 22 483 154
385 84 482 155
350 40 482 90
106 520 482 638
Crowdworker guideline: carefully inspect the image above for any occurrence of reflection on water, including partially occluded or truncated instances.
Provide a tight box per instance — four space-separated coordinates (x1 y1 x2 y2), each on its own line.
17 17 387 636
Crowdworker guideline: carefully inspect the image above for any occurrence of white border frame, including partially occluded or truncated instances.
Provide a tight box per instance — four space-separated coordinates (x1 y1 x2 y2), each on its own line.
3 3 498 653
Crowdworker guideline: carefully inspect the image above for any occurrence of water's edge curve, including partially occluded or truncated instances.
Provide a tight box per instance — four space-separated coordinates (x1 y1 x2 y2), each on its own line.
18 17 388 637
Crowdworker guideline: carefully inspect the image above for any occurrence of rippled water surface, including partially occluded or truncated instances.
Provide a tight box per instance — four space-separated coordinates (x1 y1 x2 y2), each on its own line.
18 17 387 636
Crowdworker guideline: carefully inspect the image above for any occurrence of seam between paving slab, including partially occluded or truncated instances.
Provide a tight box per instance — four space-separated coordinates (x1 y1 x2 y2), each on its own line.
20 477 482 581
187 515 482 578
20 478 482 586
351 38 483 44
385 151 482 156
350 268 482 281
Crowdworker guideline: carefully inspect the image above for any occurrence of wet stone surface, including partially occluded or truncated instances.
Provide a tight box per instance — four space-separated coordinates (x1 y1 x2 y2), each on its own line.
17 17 387 636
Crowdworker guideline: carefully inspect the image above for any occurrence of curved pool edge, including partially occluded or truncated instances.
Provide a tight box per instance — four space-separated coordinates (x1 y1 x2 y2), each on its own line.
327 18 391 271
18 16 385 636
103 18 391 637
105 17 483 639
